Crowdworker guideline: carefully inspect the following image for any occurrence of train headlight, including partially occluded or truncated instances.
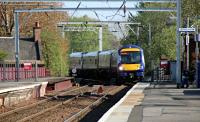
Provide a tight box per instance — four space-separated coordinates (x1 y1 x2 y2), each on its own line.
119 66 124 71
140 65 143 69
72 68 77 73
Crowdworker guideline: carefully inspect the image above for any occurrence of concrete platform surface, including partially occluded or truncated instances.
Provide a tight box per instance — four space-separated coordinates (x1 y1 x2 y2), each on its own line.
99 82 200 122
0 77 73 107
0 77 73 93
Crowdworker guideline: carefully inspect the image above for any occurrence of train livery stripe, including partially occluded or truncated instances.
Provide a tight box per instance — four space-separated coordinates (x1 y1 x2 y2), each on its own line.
121 64 141 71
120 48 140 52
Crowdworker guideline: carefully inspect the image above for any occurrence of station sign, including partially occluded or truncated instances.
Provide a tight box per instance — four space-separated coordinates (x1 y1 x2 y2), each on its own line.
160 60 169 69
23 62 32 70
195 34 200 42
179 28 196 32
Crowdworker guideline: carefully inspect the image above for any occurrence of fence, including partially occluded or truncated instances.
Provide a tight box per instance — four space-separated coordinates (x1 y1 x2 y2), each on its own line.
0 60 50 81
151 67 171 85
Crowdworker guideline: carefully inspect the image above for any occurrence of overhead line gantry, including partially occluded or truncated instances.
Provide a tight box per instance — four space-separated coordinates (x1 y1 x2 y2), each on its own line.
15 7 176 12
0 0 177 3
12 0 181 88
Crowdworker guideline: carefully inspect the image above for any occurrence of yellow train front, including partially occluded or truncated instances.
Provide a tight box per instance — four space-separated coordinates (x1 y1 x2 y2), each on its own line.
117 45 145 82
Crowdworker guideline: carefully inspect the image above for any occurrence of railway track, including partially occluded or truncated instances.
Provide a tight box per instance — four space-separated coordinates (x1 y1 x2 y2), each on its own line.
25 85 125 122
0 85 126 122
0 85 90 122
65 85 126 122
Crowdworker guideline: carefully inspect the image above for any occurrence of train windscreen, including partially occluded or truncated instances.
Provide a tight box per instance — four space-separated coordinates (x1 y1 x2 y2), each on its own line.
120 51 141 64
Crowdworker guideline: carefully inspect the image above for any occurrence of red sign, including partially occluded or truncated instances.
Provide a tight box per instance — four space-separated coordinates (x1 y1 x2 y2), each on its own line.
24 62 32 70
160 60 168 69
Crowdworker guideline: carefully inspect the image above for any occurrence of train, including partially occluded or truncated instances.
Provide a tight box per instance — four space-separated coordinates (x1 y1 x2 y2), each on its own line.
69 44 145 84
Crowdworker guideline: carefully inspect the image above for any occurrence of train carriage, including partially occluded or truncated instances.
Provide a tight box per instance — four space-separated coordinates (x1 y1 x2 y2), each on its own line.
69 44 145 84
98 50 118 80
82 51 99 78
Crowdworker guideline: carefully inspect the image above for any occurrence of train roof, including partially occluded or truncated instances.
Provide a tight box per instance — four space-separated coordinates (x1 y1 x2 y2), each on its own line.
121 44 142 49
70 52 83 57
83 51 99 57
119 44 143 51
99 50 115 55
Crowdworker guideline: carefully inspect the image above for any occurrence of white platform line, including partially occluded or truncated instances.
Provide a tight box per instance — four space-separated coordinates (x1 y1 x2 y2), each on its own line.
98 83 150 122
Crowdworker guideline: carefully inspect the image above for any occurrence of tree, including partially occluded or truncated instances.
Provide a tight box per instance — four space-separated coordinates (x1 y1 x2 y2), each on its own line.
0 2 68 36
182 0 200 18
41 29 68 76
123 2 176 72
151 26 176 60
0 3 14 36
0 50 7 60
65 15 119 53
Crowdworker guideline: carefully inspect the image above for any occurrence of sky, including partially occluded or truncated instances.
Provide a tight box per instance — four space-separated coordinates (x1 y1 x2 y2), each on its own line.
64 1 138 21
63 1 139 39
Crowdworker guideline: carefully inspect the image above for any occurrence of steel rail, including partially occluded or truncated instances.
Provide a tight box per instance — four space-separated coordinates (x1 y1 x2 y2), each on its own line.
17 97 76 122
65 85 126 122
0 86 87 118
65 95 106 122
17 86 98 122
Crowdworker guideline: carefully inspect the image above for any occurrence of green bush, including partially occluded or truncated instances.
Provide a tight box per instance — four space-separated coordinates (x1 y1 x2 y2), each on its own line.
41 29 68 76
0 50 7 61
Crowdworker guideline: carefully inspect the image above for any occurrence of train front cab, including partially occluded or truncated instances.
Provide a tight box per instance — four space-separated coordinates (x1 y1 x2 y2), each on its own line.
69 52 83 78
118 46 145 82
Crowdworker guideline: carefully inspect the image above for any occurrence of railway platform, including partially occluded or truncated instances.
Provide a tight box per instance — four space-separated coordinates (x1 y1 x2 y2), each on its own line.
0 77 73 107
99 82 200 122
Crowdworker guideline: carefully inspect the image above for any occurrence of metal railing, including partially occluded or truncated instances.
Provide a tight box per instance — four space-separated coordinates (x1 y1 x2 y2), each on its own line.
0 60 50 81
151 67 171 86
